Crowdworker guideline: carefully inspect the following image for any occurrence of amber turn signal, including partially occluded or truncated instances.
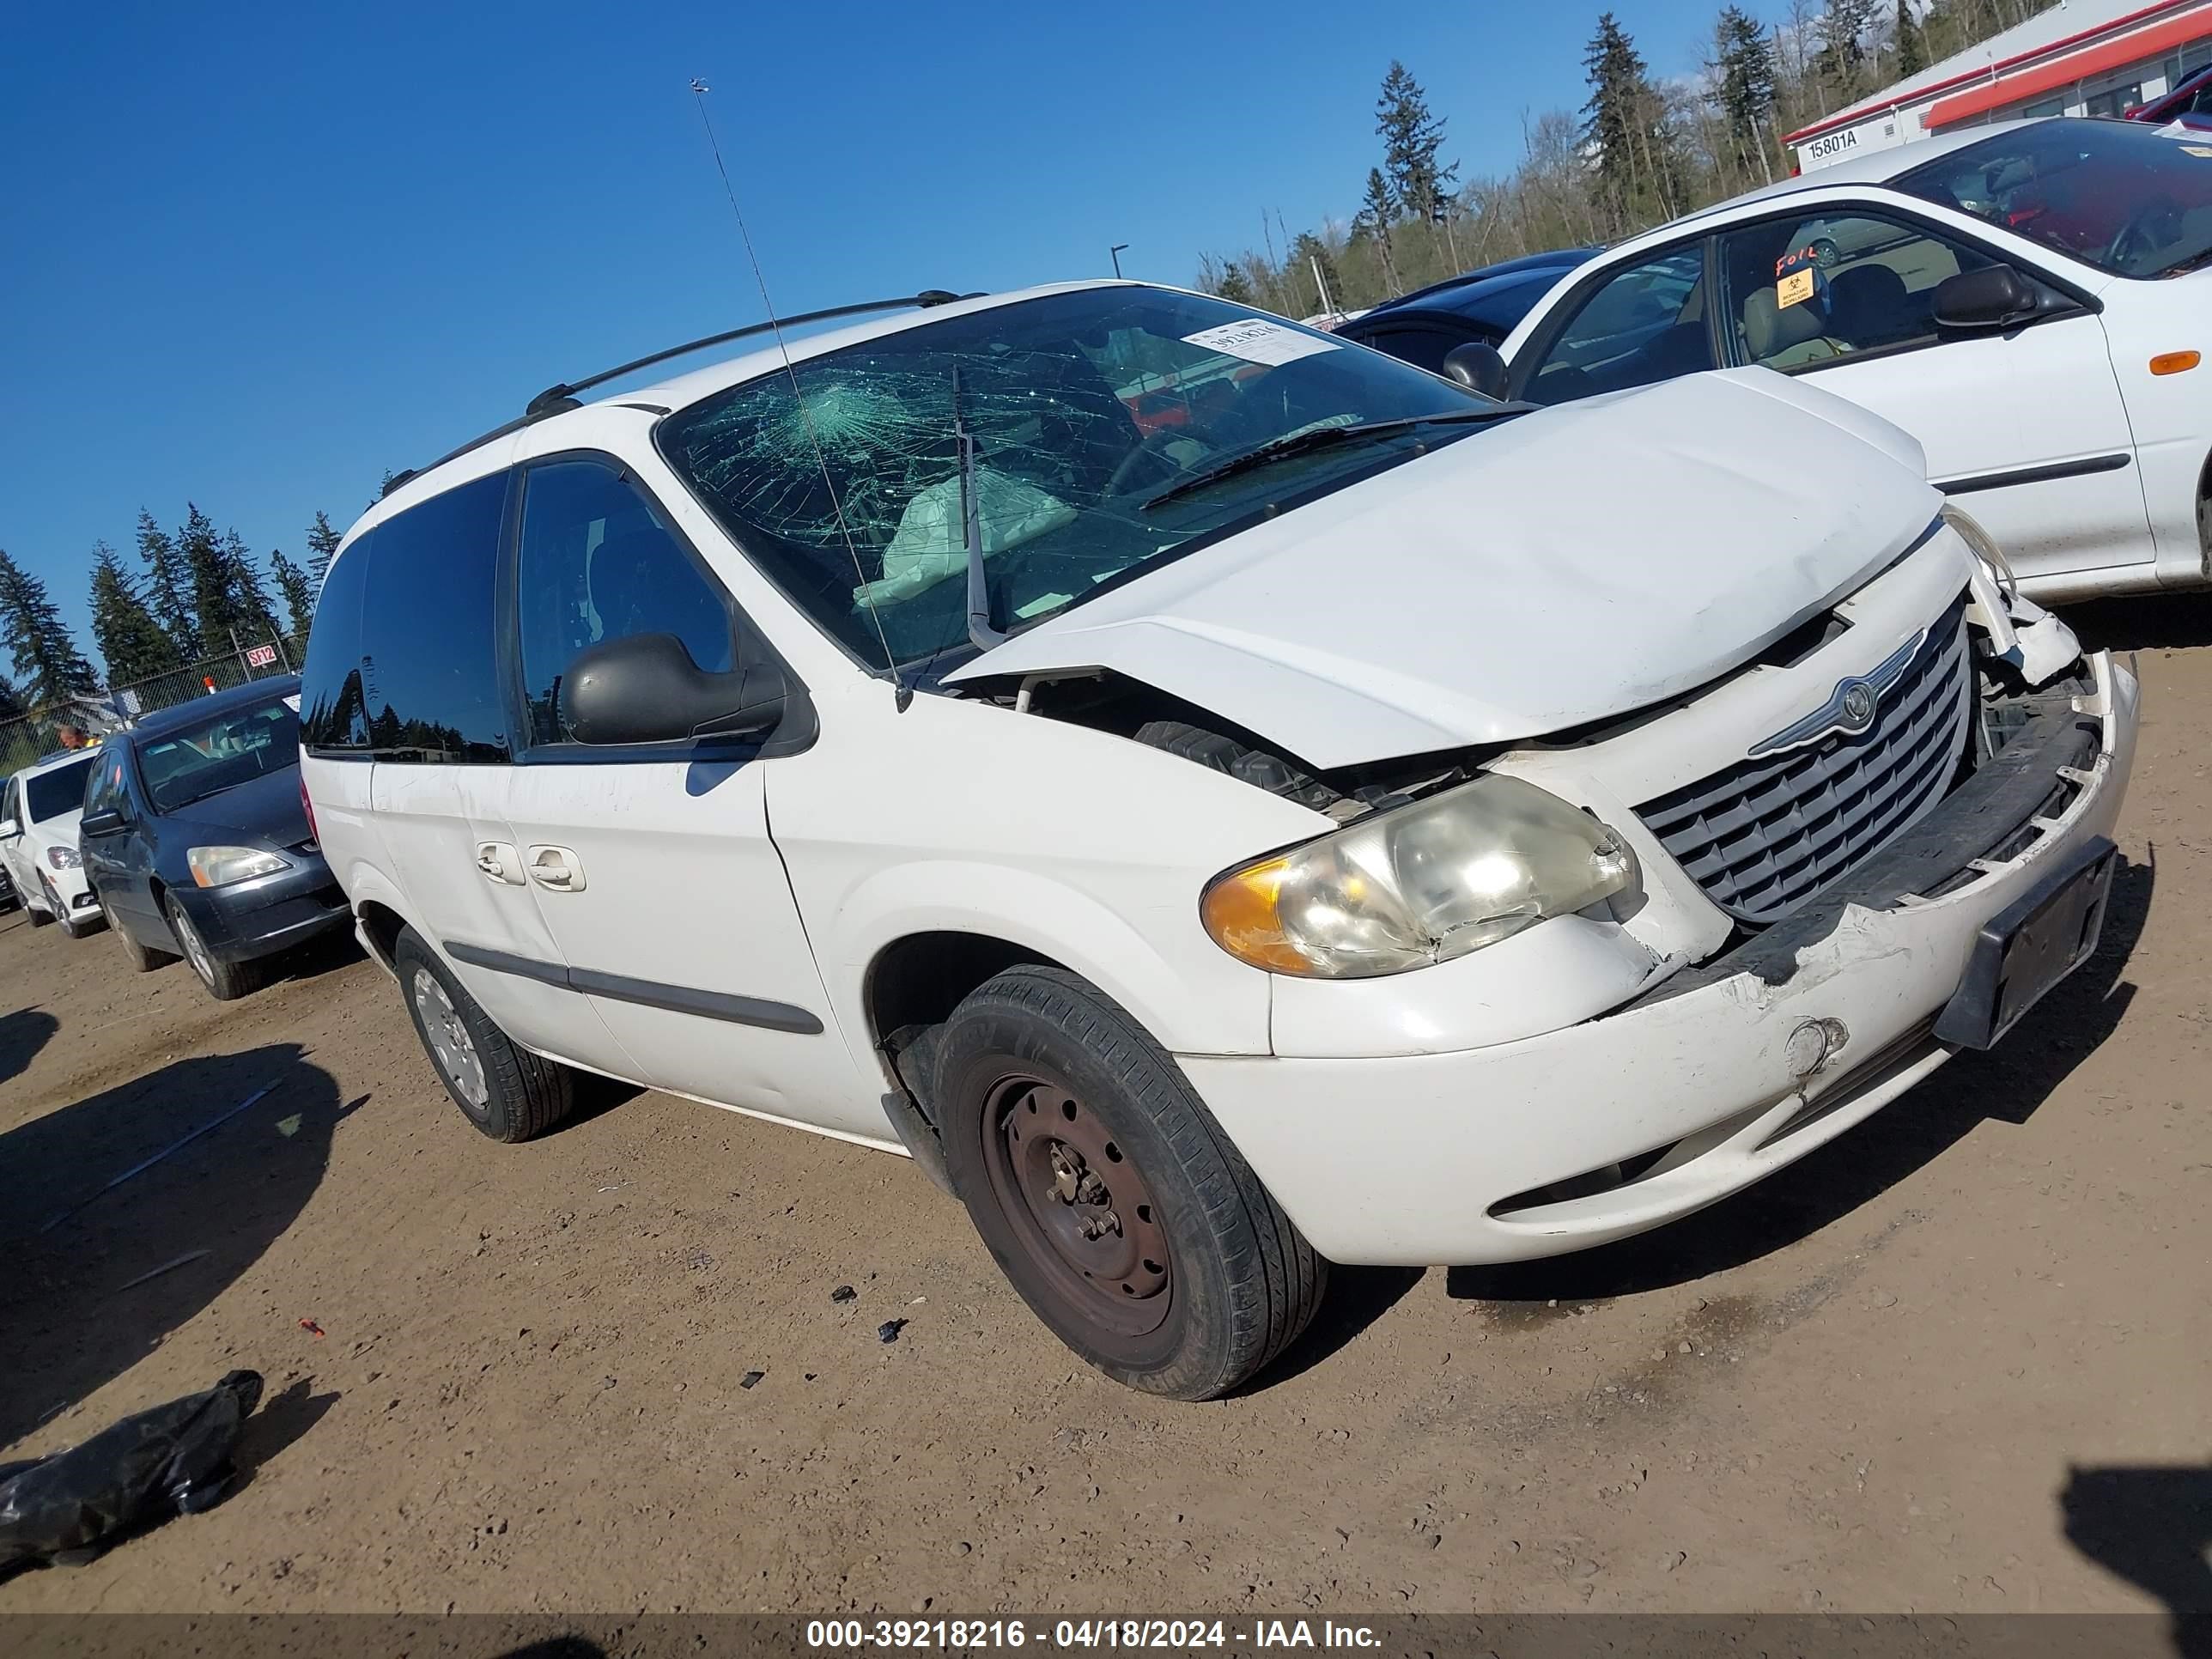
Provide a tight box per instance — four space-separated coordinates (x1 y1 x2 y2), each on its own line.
2150 350 2201 376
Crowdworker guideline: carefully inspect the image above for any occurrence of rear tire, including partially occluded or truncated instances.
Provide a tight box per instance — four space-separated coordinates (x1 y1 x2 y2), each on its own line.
101 892 172 972
393 927 575 1143
166 895 263 1000
931 964 1326 1400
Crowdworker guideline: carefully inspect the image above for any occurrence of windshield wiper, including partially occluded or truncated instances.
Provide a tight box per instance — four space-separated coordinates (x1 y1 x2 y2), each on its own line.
1141 409 1520 512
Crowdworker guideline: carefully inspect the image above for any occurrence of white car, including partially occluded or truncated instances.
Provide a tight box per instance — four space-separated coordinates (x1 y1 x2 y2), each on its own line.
304 280 2136 1398
1 748 104 937
1484 117 2212 604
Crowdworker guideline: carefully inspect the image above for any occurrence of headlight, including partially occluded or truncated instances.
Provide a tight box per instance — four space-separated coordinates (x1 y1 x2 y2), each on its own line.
1942 504 2016 601
187 846 289 888
46 845 80 871
1200 774 1638 979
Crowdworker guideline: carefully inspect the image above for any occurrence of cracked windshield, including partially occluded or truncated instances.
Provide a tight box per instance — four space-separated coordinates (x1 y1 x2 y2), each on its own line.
657 287 1497 670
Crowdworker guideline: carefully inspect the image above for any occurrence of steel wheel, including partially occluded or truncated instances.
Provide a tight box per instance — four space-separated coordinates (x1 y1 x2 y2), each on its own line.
979 1069 1174 1345
412 965 489 1111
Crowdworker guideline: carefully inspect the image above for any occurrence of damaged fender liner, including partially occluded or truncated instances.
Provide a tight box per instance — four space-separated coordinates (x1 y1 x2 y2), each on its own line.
1638 702 2101 1003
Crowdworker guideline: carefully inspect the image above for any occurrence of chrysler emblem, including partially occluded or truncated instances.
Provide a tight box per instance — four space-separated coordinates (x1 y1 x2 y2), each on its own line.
1747 626 1929 757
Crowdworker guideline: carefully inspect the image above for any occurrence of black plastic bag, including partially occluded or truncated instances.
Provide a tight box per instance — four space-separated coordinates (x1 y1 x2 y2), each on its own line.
0 1369 264 1570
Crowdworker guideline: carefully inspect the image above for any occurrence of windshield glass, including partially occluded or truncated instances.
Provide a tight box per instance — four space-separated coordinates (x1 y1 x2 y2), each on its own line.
25 756 95 823
1896 118 2212 276
657 287 1500 670
137 696 299 814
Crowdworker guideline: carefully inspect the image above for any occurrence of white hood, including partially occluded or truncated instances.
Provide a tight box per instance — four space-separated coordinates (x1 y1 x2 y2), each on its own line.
949 369 1943 769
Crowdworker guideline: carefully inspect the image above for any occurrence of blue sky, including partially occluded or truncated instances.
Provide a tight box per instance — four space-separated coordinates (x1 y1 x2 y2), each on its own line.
0 0 1782 666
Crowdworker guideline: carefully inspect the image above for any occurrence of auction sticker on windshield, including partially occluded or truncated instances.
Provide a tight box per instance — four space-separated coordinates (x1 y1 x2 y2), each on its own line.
1182 318 1339 366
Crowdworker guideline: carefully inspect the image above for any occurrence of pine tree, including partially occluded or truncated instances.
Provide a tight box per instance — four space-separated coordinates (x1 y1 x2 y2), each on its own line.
270 549 318 639
303 510 343 593
1213 261 1257 304
222 529 283 648
135 507 197 659
1376 61 1458 227
1583 15 1682 229
1819 0 1880 97
1352 168 1403 292
0 549 99 708
88 542 182 687
1715 7 1778 146
0 672 22 724
1893 0 1928 76
1289 231 1346 315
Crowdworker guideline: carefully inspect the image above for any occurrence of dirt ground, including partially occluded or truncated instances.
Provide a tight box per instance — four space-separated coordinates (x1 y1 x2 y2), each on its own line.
1 601 2207 1620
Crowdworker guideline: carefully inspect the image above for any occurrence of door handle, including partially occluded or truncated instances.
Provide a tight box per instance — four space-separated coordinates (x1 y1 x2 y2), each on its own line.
475 841 526 885
526 845 586 892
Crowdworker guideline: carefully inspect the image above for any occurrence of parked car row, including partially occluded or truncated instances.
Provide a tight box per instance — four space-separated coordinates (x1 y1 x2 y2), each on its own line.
3 678 352 1000
16 116 2166 1402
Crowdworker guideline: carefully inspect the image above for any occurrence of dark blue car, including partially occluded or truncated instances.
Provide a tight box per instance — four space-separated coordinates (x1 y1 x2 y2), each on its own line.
77 677 352 999
1336 248 1601 374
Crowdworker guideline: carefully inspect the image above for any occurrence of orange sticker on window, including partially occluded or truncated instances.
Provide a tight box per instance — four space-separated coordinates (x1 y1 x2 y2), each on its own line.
1778 269 1816 309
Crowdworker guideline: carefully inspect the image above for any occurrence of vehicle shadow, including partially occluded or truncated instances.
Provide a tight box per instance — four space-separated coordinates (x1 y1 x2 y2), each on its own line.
0 1042 355 1452
1447 852 2152 1305
0 1006 58 1090
2063 592 2212 653
262 929 367 989
2061 1463 2212 1654
1243 1265 1427 1394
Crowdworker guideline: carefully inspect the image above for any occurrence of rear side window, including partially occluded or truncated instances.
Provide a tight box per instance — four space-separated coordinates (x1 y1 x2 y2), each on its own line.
360 473 511 763
301 476 513 763
1717 212 1996 372
514 458 736 748
301 534 372 755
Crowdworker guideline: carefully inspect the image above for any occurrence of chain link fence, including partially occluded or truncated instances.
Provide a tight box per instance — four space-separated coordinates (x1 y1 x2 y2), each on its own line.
0 630 307 777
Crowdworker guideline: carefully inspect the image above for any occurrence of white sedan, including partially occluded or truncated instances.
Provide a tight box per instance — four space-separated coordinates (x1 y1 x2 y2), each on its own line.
1 747 104 936
1485 117 2212 604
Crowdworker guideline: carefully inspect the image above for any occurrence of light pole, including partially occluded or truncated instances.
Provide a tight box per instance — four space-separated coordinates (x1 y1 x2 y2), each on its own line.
1109 244 1129 279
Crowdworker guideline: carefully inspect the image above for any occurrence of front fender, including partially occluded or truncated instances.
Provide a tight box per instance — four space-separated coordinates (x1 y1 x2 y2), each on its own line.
823 859 1273 1060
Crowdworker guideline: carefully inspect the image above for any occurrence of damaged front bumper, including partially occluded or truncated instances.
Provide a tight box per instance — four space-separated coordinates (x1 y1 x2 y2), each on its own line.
1182 652 2139 1267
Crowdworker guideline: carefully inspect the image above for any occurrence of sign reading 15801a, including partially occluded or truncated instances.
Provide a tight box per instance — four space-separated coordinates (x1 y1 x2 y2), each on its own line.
1806 126 1863 161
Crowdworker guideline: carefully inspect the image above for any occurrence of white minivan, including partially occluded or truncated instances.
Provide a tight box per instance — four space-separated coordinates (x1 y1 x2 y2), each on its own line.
303 281 2136 1397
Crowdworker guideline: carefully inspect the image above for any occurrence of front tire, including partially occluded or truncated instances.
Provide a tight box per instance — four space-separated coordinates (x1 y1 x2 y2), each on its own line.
101 892 172 972
166 894 262 1000
931 965 1326 1400
392 928 575 1143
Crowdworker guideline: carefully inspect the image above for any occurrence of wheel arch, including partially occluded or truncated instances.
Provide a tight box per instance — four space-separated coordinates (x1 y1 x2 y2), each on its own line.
864 930 1073 1057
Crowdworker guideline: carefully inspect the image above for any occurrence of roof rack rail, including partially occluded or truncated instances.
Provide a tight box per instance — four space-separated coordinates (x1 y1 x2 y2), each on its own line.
381 289 979 500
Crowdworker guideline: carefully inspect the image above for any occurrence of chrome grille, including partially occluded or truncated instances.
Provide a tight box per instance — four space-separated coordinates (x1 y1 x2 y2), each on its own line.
1637 594 1972 926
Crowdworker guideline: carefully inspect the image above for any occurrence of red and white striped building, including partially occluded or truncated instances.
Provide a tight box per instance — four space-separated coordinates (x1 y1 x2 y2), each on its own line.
1786 0 2212 172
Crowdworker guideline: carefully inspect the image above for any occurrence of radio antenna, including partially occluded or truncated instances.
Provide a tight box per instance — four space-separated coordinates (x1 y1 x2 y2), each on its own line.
687 78 906 706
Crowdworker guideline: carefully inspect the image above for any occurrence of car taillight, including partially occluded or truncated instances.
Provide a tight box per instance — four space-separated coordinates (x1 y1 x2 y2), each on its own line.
301 772 319 843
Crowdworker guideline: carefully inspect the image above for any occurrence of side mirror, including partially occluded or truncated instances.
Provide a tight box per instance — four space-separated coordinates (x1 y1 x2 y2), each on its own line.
563 632 790 747
0 818 18 840
1933 265 2045 332
1442 341 1511 400
80 807 128 838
